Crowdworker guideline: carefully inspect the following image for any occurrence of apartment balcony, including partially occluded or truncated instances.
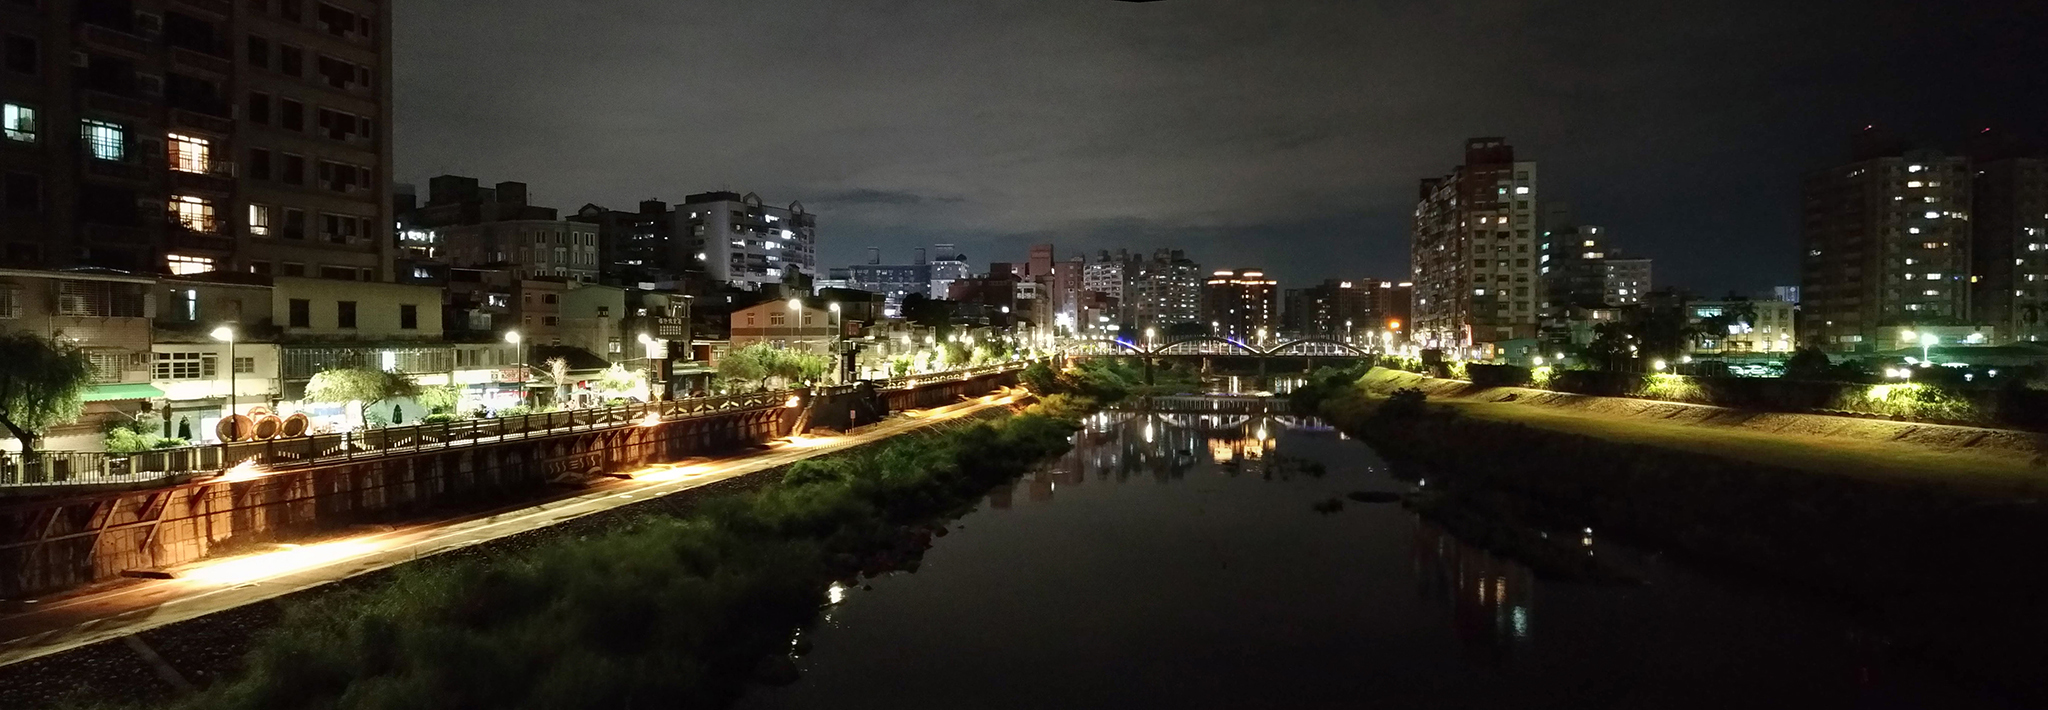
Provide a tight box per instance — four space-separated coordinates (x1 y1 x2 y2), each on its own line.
170 109 234 135
82 223 151 244
77 24 151 58
170 162 236 195
171 0 233 18
168 222 234 253
83 91 156 119
82 158 150 183
170 47 233 77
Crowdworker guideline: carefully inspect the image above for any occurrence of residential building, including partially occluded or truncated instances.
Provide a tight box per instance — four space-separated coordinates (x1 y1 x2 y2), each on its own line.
572 199 683 287
1689 299 1797 354
1082 249 1137 324
0 0 394 282
0 269 157 450
1051 254 1084 330
927 243 969 298
152 273 276 441
410 176 599 283
838 246 933 314
1282 279 1373 340
1411 137 1540 348
1604 257 1652 307
1971 157 2048 343
729 298 836 353
680 191 816 291
1200 268 1277 342
1800 147 1973 351
1130 249 1201 329
1027 243 1055 279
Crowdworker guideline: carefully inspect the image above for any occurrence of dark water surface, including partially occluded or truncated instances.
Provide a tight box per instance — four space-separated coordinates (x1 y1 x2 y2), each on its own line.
740 407 2019 710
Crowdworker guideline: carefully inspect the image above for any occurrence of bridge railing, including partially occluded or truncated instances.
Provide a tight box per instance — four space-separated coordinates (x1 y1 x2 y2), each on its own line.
0 363 1034 492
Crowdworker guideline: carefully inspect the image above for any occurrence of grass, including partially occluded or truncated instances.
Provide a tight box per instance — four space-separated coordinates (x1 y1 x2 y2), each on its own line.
87 410 1083 710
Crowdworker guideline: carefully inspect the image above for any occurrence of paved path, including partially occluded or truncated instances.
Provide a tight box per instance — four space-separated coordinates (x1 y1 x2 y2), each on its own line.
0 394 1017 669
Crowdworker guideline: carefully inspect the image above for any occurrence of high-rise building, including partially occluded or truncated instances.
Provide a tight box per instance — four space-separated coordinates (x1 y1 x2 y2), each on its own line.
1082 249 1137 324
1970 157 2048 343
1281 279 1373 340
1130 249 1201 328
0 0 394 281
1800 148 1972 351
411 176 598 284
928 243 969 298
1051 254 1085 330
1411 138 1540 349
572 199 691 287
1200 268 1277 341
1027 243 1055 278
678 191 815 291
1604 257 1652 307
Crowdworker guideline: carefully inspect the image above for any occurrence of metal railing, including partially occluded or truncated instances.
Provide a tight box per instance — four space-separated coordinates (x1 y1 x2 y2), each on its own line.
0 362 1033 491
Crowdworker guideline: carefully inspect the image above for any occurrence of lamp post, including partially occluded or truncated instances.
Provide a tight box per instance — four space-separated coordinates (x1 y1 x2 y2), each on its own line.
786 298 802 350
637 332 660 400
505 330 524 402
828 302 842 384
210 325 236 428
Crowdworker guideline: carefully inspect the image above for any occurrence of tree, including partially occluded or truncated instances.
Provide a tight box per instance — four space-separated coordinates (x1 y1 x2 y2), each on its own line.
416 385 461 414
1784 347 1835 381
717 344 771 390
304 367 421 428
900 293 954 330
596 364 647 400
542 357 571 405
0 333 95 455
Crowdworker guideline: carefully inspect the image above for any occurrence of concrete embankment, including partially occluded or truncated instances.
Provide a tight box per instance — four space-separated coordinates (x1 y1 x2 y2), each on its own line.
1355 369 2047 490
1318 368 2048 702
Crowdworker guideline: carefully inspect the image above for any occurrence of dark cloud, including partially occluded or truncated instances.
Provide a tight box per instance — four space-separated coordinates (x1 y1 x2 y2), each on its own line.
394 0 2048 293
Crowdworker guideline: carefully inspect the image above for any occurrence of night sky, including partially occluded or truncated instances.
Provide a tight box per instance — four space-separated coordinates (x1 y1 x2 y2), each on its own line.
394 1 2046 296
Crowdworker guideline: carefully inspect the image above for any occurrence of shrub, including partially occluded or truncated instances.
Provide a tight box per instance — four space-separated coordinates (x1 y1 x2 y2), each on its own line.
422 413 457 424
1380 388 1429 418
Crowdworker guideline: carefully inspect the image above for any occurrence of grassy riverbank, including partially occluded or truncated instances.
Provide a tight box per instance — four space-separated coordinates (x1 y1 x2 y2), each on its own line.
62 410 1081 710
1300 368 2048 702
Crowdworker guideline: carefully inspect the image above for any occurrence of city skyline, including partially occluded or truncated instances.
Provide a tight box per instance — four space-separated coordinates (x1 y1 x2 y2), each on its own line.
390 0 2044 295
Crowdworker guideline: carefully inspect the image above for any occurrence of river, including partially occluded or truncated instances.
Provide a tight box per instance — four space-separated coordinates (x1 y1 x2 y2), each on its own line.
739 401 2020 709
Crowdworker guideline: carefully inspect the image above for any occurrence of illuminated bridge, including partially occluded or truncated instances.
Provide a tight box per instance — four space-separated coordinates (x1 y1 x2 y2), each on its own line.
1060 336 1371 359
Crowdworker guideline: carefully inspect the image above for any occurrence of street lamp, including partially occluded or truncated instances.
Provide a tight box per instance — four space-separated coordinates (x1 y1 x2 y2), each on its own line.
505 330 525 396
1918 332 1938 362
210 325 236 432
786 298 802 350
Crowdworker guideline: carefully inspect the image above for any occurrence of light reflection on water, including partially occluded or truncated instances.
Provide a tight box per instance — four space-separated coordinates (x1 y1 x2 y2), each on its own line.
742 404 2017 710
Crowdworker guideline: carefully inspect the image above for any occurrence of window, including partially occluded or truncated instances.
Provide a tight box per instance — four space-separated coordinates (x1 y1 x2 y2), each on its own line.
154 352 217 380
82 119 125 160
233 357 255 375
246 35 270 69
278 44 302 76
3 35 36 75
168 133 211 173
1 103 31 143
399 304 417 330
247 148 271 180
280 99 303 131
281 153 305 185
87 351 123 383
282 262 305 277
319 212 360 243
320 265 357 280
337 301 356 328
247 92 270 124
542 294 558 304
171 195 216 233
282 208 306 240
249 261 271 275
166 254 215 275
768 312 785 326
289 298 310 327
0 287 20 318
279 0 300 22
542 316 558 326
1 172 38 213
249 204 273 236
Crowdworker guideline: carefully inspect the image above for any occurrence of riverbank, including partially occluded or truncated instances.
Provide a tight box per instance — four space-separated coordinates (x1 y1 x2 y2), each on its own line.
1304 368 2048 703
8 400 1085 710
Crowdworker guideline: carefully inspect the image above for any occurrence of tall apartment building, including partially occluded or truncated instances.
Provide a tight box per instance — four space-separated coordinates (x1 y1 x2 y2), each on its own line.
1971 157 2048 343
572 199 686 287
927 243 968 298
411 175 598 283
1 0 393 282
1604 257 1652 306
1130 248 1200 328
680 191 815 291
1411 138 1539 348
1082 249 1136 324
1281 279 1373 340
1538 221 1611 333
1200 268 1277 342
1800 148 1972 351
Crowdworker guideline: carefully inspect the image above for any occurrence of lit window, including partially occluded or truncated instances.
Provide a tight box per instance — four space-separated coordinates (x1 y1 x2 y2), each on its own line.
1927 273 1942 280
2 103 34 143
249 204 273 237
1908 165 1924 173
171 195 216 233
166 254 216 275
169 133 211 173
1906 181 1923 188
81 119 124 160
1924 211 1940 219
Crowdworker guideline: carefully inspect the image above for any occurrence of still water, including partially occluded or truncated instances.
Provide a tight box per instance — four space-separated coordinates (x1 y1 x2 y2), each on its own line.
741 404 2017 709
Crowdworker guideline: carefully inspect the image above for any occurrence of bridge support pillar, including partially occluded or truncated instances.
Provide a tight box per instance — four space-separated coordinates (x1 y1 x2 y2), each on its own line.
1145 356 1154 386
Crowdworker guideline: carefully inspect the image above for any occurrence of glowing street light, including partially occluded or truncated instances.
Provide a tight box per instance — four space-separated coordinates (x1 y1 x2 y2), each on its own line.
1652 359 1668 372
210 325 237 424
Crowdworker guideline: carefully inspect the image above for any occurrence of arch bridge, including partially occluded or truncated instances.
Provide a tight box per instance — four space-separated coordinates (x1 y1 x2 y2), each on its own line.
1060 336 1370 359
